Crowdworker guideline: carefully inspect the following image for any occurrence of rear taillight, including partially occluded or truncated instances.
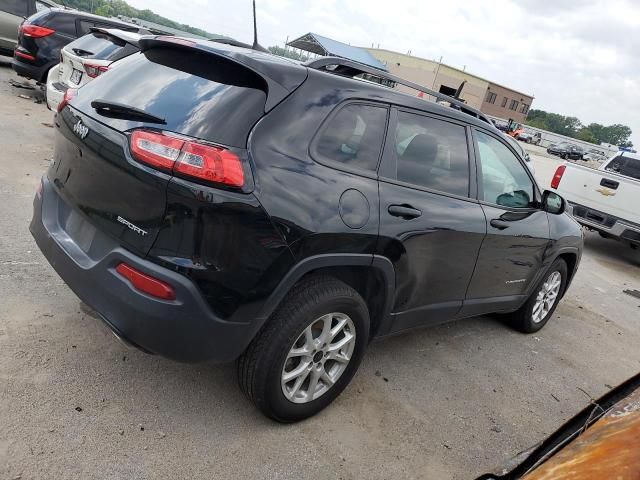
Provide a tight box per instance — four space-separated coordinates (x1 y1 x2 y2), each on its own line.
551 165 566 189
84 63 109 78
57 88 77 113
116 263 176 300
20 24 55 38
14 50 35 61
130 130 245 187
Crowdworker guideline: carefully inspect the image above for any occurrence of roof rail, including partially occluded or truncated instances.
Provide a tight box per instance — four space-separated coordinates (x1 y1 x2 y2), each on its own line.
305 56 492 125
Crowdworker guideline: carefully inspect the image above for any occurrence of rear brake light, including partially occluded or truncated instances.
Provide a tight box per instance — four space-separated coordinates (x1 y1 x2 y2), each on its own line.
57 88 77 113
175 142 244 187
551 165 566 189
84 63 109 78
130 130 184 171
116 263 176 300
20 24 55 38
14 50 35 61
130 130 245 187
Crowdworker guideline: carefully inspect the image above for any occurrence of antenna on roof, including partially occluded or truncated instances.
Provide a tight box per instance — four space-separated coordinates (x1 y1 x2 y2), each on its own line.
252 0 269 53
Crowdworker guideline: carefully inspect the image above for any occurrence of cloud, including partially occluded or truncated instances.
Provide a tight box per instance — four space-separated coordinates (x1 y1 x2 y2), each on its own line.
125 0 639 145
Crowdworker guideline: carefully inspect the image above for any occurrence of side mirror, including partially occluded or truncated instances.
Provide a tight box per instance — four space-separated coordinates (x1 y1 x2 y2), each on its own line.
542 190 565 215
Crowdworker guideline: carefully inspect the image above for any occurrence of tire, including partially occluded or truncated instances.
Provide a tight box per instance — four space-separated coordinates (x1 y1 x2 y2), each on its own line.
237 275 370 423
561 153 568 160
505 259 567 333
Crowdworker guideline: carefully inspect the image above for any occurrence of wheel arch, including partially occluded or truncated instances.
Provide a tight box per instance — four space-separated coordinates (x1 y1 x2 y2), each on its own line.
256 254 396 340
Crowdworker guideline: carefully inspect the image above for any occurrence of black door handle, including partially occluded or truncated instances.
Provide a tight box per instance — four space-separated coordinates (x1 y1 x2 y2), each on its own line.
388 204 422 219
490 219 510 230
600 178 619 189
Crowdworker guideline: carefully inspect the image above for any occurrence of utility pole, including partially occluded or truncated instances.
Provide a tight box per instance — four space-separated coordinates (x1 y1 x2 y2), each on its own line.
432 55 443 90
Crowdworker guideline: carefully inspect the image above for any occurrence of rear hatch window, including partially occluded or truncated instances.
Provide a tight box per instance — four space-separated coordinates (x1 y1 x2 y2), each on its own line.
71 47 268 147
65 31 138 62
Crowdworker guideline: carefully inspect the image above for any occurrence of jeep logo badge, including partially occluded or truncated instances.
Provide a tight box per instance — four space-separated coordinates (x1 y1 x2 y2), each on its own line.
73 119 89 140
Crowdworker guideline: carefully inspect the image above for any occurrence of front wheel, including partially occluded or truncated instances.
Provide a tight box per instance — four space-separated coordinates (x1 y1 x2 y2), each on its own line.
237 276 369 422
505 259 567 333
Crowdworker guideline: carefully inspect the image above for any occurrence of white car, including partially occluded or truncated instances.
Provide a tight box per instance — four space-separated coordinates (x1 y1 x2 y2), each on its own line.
46 28 141 111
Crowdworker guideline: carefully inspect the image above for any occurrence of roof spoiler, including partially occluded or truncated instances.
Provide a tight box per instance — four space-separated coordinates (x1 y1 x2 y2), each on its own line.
90 27 142 48
138 36 307 111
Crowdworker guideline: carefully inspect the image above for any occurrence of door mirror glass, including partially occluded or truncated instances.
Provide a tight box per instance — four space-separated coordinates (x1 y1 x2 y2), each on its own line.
542 190 565 214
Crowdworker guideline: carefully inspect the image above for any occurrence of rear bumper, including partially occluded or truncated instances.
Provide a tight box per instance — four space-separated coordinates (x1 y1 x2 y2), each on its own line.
12 55 52 83
30 176 257 363
568 202 640 244
45 65 65 111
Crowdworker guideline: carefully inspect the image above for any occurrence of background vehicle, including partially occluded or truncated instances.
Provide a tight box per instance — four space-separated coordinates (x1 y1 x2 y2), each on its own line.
30 39 582 422
476 372 640 480
45 28 141 111
547 142 584 160
12 7 140 83
552 151 640 248
0 0 58 56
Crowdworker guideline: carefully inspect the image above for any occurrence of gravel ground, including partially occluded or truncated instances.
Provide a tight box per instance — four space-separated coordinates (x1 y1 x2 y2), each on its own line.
1 59 639 480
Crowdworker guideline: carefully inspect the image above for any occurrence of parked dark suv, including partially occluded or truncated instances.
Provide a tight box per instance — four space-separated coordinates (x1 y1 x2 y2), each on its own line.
547 142 584 160
12 7 139 83
31 38 583 422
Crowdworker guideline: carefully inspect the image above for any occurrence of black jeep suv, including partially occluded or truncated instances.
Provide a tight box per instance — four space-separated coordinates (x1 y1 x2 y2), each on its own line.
31 37 583 422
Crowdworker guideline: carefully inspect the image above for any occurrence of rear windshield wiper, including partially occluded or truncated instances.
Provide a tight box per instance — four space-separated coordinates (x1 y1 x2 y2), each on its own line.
91 100 166 125
72 48 94 57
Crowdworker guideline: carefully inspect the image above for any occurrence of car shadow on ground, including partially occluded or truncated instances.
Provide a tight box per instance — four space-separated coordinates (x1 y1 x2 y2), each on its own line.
582 231 640 267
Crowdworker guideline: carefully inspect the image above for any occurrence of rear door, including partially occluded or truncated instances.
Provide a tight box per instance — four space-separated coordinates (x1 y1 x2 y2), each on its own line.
0 0 31 50
50 47 269 256
377 108 486 333
462 128 550 316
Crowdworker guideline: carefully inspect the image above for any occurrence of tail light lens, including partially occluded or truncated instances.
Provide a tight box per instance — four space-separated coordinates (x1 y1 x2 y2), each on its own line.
57 88 77 113
14 50 35 61
130 130 245 187
116 263 176 300
551 165 566 189
84 63 109 78
20 24 55 38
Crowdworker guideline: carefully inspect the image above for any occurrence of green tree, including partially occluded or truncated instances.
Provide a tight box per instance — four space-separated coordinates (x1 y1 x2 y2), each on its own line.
268 45 309 62
576 127 598 144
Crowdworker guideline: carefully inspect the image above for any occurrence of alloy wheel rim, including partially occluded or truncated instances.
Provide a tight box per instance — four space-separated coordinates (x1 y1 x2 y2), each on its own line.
532 271 562 323
281 312 356 404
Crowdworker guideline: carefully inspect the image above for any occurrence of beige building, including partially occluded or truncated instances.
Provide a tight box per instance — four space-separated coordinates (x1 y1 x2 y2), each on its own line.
366 48 534 123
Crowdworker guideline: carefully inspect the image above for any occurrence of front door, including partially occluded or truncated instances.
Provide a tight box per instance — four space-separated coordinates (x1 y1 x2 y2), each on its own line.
462 128 550 317
377 109 487 334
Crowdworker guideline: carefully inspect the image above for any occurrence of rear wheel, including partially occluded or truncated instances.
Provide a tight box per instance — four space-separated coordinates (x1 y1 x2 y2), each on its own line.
561 153 568 160
505 259 567 333
238 276 369 422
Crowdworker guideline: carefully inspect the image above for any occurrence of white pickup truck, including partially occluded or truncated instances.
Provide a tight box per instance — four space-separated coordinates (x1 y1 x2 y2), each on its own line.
551 151 640 248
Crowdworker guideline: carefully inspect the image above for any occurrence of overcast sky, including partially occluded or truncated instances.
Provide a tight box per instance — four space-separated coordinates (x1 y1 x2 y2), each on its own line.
126 0 639 145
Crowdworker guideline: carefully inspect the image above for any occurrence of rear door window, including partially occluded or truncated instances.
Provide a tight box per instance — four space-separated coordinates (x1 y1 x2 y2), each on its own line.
606 156 640 180
0 0 28 16
66 31 137 61
394 111 470 197
314 103 388 172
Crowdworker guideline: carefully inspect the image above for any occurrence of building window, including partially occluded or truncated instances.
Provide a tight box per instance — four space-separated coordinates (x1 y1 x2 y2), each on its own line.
485 91 497 104
501 97 508 108
520 103 529 114
509 100 519 111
